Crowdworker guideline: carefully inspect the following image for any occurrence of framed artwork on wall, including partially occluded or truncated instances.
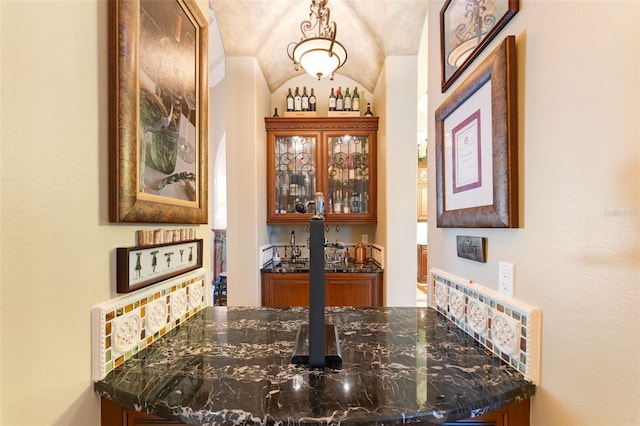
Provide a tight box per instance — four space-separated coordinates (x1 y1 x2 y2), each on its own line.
435 35 518 228
440 0 519 92
109 0 208 223
117 239 203 293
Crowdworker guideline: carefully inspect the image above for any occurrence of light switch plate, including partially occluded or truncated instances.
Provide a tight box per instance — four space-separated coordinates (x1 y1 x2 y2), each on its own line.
498 261 515 297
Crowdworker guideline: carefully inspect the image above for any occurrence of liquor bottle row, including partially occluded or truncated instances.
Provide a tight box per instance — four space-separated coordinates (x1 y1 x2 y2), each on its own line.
275 191 369 215
283 86 374 116
286 86 317 112
328 86 360 112
327 191 368 214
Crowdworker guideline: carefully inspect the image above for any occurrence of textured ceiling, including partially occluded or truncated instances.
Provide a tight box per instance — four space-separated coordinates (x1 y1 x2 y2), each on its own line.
209 0 429 92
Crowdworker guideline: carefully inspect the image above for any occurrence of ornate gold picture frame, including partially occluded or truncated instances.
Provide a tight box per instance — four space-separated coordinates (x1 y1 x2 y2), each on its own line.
109 0 208 223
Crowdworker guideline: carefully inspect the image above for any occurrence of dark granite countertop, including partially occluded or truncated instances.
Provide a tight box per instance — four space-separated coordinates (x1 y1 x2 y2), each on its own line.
95 306 535 425
261 259 384 273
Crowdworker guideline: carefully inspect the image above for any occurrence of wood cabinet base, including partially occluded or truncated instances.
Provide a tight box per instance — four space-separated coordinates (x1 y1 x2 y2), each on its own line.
442 399 530 425
261 272 383 307
101 397 188 425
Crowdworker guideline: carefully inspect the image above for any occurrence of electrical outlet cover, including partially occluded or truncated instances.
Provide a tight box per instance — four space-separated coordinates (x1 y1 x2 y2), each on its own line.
498 262 515 297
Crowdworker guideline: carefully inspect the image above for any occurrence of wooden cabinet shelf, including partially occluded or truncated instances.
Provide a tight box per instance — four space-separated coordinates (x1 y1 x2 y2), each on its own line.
265 117 378 225
261 272 383 307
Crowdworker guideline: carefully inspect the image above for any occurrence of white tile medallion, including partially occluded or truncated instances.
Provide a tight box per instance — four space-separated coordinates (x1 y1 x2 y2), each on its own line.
467 299 488 335
448 288 465 320
188 282 204 310
491 311 520 356
435 282 449 310
171 288 188 321
146 299 167 335
113 312 142 354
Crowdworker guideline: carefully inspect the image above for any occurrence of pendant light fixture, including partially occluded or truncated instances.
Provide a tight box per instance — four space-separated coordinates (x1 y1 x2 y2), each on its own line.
287 0 347 80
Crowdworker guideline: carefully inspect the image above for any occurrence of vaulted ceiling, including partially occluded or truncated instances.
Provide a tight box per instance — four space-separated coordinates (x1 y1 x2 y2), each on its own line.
209 0 429 93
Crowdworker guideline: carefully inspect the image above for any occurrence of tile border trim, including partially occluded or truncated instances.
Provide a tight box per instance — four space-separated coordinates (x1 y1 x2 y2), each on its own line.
92 267 208 381
429 268 542 384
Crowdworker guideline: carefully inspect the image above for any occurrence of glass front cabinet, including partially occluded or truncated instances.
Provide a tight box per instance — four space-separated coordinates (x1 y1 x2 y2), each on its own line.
265 117 378 225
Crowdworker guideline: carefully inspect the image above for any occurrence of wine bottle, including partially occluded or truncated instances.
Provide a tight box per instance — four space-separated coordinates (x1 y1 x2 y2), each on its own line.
286 88 294 112
350 192 360 213
352 87 360 112
333 195 341 213
336 86 344 111
301 86 309 111
294 87 302 111
329 88 336 111
344 87 352 111
309 88 316 111
364 102 373 116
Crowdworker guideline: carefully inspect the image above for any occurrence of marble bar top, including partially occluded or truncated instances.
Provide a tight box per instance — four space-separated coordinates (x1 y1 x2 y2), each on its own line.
95 306 535 425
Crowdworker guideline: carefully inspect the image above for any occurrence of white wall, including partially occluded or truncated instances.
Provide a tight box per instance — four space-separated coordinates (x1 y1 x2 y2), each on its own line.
378 56 419 307
224 57 270 306
426 1 639 425
0 0 210 424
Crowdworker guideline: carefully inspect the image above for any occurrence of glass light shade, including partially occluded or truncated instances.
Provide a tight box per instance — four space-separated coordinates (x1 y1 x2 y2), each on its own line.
293 37 347 79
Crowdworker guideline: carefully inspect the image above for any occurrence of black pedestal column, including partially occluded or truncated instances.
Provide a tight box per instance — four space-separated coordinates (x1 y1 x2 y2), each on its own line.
291 217 342 369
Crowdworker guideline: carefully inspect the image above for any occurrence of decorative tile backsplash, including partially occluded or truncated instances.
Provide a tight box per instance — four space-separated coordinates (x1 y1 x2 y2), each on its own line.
258 243 385 268
92 267 208 381
429 268 542 384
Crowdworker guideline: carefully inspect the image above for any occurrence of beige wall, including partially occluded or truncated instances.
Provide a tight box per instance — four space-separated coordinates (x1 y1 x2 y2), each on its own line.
427 1 639 425
1 0 638 424
224 56 270 306
377 56 420 306
0 0 210 424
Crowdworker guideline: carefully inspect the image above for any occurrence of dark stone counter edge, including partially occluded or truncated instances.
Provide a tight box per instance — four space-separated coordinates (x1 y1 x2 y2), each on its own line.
96 385 535 425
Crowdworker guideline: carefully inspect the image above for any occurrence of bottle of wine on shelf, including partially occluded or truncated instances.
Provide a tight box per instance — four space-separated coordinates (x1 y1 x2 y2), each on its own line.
350 192 360 213
329 88 336 111
336 87 344 111
352 87 360 112
364 102 373 116
344 87 352 111
301 86 309 111
294 87 302 111
286 88 294 112
309 88 317 111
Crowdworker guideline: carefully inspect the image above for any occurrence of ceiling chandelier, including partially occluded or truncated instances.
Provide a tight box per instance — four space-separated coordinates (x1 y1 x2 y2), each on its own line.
287 0 347 80
447 0 497 68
